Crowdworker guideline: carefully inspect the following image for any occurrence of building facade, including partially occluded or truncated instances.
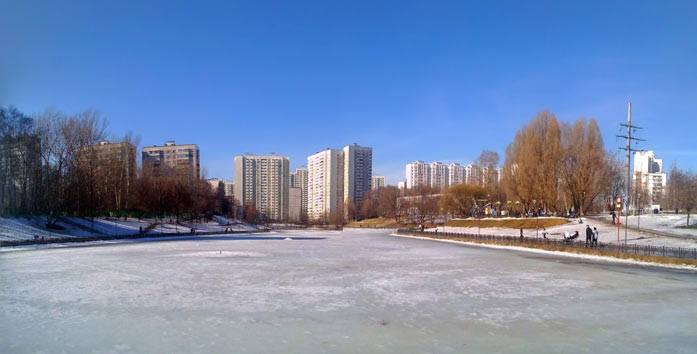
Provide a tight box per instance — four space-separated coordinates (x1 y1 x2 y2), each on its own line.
307 149 344 221
206 178 224 193
224 181 234 197
288 187 302 223
206 178 234 197
429 162 448 190
85 140 137 181
406 161 430 189
465 164 481 186
371 175 385 190
142 141 200 181
343 144 373 210
290 167 308 217
633 150 666 207
233 154 290 221
448 163 465 186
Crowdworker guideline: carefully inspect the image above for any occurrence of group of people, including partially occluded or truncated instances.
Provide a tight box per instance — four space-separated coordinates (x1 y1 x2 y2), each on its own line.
585 225 599 247
559 225 599 247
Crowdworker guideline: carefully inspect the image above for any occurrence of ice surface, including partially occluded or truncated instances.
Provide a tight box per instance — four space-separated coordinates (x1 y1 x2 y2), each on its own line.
1 229 696 353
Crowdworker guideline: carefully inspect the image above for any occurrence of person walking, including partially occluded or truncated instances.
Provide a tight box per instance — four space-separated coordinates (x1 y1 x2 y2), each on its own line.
585 225 593 247
542 228 548 239
520 228 524 238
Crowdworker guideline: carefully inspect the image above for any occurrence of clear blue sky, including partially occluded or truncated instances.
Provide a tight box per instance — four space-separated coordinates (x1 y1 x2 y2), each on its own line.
2 1 696 184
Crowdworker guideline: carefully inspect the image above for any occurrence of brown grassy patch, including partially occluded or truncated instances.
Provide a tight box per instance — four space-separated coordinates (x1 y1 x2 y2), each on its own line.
445 218 569 229
400 233 697 267
345 217 433 229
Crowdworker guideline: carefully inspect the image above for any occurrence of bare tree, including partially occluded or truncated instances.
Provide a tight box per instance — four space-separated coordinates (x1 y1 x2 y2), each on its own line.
377 186 401 222
475 150 500 188
440 184 487 218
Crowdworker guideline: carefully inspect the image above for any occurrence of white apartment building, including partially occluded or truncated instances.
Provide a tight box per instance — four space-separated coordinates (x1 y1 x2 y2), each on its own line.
464 164 482 185
343 144 373 210
233 154 290 221
307 149 344 221
406 161 430 189
372 175 385 190
448 163 465 186
633 150 666 206
397 181 406 190
206 178 224 193
429 162 448 189
224 181 234 197
206 178 235 198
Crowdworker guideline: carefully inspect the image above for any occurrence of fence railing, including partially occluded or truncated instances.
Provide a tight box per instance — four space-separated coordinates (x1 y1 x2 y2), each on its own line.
396 228 697 260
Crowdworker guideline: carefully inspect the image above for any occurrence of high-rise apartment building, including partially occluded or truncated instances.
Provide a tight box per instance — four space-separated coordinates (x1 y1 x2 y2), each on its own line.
206 178 234 197
429 162 448 189
343 144 373 209
290 167 308 217
372 175 385 190
224 181 234 197
142 141 200 181
465 164 481 185
495 167 503 184
307 149 344 221
233 154 290 221
481 166 502 186
288 187 302 223
448 163 465 186
206 178 224 192
633 150 666 206
406 161 430 189
306 144 372 221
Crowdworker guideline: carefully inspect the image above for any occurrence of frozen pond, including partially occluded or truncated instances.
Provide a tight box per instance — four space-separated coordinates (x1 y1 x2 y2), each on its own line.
1 229 696 353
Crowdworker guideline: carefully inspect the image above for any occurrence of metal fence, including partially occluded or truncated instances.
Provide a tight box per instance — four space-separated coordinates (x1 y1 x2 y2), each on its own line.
396 228 697 260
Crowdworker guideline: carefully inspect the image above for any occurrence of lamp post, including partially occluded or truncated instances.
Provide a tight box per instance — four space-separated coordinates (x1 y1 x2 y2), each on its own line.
637 193 641 232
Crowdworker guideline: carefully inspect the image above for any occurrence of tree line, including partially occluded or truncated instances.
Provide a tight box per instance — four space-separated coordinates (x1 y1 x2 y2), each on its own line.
0 106 226 224
351 110 694 224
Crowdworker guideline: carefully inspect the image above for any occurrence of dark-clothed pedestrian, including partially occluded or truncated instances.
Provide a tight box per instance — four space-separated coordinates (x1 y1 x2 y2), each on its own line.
520 228 524 238
585 225 593 246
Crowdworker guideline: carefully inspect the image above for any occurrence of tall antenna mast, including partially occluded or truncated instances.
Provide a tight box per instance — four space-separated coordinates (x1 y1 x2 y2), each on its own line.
617 102 645 244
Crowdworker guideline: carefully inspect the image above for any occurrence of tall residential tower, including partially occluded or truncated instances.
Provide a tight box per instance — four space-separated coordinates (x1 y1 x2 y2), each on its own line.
233 154 290 221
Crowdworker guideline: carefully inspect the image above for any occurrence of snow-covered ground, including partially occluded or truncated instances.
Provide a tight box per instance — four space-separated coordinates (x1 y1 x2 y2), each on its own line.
0 216 87 241
596 213 697 238
1 229 696 353
0 216 257 242
434 216 697 249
